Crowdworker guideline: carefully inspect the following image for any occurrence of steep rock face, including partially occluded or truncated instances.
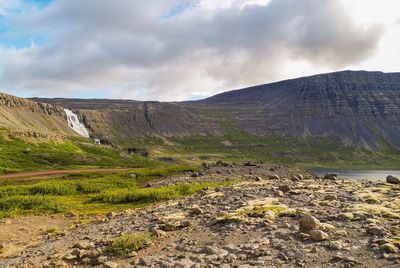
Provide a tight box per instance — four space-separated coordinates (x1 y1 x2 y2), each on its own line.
203 71 400 148
34 98 220 140
0 93 74 136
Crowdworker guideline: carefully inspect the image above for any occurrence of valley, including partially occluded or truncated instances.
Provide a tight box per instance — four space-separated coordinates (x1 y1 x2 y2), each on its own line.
0 71 400 267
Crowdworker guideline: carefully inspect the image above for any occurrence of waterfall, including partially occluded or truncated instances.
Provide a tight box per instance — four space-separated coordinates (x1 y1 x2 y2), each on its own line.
64 109 90 138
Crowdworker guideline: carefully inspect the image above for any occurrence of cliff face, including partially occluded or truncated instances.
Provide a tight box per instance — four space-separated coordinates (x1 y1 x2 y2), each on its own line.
33 98 221 140
203 71 400 148
8 70 400 149
0 93 74 136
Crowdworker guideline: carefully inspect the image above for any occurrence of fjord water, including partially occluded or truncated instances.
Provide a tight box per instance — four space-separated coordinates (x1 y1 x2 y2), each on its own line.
310 169 400 180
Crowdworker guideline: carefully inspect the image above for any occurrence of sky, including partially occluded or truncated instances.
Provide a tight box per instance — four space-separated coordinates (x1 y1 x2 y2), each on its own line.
0 0 399 101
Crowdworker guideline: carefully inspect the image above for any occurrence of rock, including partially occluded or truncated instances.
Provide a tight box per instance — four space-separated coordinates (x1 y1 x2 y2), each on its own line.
180 220 191 228
173 258 195 268
149 228 167 238
338 213 354 221
189 205 203 215
278 185 291 193
324 194 337 201
291 176 300 182
191 172 199 178
380 243 398 253
324 173 338 180
0 243 6 250
161 223 179 232
386 175 400 184
97 256 108 264
254 176 263 181
106 212 116 219
297 174 304 180
269 175 280 180
201 245 229 257
310 230 329 242
366 226 385 236
125 173 137 179
104 261 119 268
299 215 320 231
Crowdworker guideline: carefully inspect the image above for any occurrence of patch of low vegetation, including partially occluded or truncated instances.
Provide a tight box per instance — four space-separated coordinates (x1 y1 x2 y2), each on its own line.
0 130 157 174
162 132 400 169
43 227 58 235
106 232 154 255
92 180 236 204
0 166 233 218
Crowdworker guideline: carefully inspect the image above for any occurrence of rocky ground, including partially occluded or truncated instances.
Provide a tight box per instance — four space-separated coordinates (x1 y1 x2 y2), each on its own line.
0 162 400 268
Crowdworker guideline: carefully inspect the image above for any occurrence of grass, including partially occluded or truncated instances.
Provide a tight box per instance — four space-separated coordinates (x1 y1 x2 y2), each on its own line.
0 130 157 174
159 132 400 169
92 180 236 204
106 232 154 255
0 167 234 218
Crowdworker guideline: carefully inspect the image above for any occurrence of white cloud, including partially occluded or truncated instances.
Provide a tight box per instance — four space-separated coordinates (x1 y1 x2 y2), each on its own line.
0 0 392 101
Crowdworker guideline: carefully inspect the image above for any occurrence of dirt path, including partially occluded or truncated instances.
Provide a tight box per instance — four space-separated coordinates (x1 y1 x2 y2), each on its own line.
0 168 131 180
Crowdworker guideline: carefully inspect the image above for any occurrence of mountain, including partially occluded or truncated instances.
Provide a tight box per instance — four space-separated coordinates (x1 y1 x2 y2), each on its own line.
0 92 75 137
31 98 221 141
4 70 400 150
201 70 400 149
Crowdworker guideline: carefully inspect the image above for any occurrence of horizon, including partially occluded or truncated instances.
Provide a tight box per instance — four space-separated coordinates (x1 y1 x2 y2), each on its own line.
1 0 400 101
4 69 399 102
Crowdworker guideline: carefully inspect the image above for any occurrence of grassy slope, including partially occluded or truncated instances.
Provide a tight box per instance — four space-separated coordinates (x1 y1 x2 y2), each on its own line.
0 130 157 174
122 106 400 169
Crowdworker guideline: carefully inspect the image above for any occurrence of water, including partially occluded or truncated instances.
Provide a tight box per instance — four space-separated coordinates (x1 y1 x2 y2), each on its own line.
64 109 90 138
310 168 400 181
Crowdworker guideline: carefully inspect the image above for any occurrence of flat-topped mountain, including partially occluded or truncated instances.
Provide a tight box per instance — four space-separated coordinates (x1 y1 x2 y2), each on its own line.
201 71 400 148
3 70 400 149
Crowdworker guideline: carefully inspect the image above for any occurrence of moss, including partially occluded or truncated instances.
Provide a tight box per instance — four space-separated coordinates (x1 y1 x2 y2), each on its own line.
0 170 237 218
106 232 154 255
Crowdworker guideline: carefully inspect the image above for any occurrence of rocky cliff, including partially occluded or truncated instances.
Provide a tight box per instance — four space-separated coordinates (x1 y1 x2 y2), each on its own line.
202 71 400 148
6 70 400 149
0 92 74 136
32 98 221 141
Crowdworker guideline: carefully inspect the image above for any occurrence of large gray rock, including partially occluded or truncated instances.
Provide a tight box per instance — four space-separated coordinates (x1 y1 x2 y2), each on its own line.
386 175 400 184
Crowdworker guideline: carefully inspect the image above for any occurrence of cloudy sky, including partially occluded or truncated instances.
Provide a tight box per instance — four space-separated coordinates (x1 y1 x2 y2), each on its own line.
0 0 399 101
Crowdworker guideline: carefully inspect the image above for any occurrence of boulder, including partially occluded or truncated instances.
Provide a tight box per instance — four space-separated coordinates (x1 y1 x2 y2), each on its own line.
310 230 329 242
269 175 280 180
278 185 291 193
299 215 320 231
386 175 400 184
380 243 398 253
324 173 338 180
189 205 203 215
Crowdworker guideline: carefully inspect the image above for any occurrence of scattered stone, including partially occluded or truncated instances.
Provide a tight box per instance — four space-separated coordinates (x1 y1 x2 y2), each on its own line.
125 173 137 179
366 226 385 236
380 243 398 253
324 173 338 180
106 212 116 219
189 205 203 215
310 230 329 242
338 213 354 221
149 228 167 238
269 175 280 180
324 194 337 201
278 185 291 193
299 215 320 231
386 175 400 184
104 261 119 268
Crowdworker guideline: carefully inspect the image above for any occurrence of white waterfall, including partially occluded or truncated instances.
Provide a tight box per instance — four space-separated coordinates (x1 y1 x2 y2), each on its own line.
64 109 90 138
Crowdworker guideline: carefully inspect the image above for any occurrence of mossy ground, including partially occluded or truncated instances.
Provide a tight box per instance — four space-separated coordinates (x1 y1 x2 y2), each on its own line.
0 130 156 174
106 232 154 255
0 167 234 218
